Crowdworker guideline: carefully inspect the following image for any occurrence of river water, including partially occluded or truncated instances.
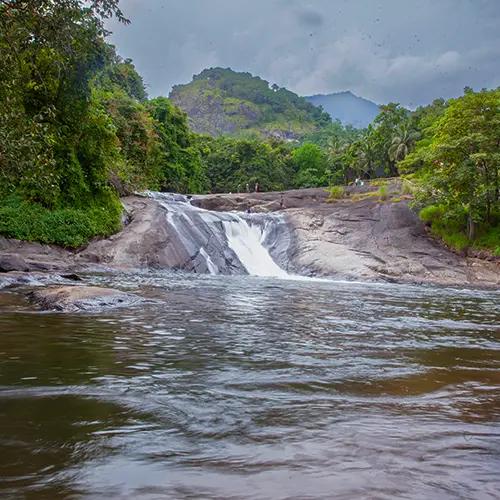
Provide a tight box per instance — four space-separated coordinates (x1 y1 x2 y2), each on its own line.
0 273 499 499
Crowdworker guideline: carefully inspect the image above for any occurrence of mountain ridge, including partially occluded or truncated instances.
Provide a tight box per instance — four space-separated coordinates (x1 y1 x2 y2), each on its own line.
305 91 380 128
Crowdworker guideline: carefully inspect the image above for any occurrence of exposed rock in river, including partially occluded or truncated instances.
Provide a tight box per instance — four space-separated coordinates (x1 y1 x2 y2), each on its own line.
28 285 142 312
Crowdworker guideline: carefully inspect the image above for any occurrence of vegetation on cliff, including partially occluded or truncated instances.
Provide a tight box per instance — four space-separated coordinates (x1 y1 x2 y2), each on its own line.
0 0 205 246
169 67 331 138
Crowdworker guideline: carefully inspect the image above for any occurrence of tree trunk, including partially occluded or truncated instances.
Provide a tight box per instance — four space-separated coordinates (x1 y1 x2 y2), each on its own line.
467 215 476 241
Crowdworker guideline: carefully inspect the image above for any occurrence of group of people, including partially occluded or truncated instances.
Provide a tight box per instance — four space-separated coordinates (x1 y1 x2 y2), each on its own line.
245 182 259 193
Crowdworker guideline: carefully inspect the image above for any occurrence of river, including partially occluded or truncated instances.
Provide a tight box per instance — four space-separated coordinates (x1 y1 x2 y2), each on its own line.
0 272 499 499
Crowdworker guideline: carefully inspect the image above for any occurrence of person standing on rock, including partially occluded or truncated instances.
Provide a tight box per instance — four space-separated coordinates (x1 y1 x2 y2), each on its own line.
254 182 259 193
246 183 250 193
279 194 285 210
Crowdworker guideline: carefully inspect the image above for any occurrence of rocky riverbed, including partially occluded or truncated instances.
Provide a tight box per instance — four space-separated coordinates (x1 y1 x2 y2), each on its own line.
0 187 498 303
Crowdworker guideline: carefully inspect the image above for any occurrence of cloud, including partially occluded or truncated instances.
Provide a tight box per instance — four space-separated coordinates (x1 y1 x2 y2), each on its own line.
107 0 500 107
296 8 324 27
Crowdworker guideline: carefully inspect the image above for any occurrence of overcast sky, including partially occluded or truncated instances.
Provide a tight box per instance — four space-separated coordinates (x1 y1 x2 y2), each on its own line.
107 0 500 107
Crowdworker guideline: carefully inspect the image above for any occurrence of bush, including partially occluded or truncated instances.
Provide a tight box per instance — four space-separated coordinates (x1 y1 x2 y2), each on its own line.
378 184 389 200
0 193 122 248
401 179 415 195
327 185 345 201
474 225 500 256
419 204 446 223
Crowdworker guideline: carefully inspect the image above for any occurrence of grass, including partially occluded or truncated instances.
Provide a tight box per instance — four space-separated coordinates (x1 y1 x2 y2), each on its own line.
377 184 389 201
0 193 123 248
351 191 379 202
419 204 500 256
326 185 345 202
401 179 415 195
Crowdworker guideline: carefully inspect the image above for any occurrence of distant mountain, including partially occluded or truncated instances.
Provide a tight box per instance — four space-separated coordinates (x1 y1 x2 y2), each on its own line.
169 67 331 139
305 91 380 128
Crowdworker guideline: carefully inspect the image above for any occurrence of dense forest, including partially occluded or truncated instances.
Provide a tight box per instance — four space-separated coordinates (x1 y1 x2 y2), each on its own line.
0 0 498 254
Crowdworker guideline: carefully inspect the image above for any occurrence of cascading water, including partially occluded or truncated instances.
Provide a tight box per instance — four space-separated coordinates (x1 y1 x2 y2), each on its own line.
222 215 289 278
144 192 292 277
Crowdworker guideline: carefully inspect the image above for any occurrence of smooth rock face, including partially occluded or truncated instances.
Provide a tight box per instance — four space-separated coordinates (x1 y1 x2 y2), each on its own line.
28 286 141 312
0 190 498 287
0 236 72 272
287 201 499 286
0 254 29 272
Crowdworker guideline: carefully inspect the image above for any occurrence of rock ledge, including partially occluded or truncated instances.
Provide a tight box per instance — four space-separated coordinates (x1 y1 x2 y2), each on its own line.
28 285 141 312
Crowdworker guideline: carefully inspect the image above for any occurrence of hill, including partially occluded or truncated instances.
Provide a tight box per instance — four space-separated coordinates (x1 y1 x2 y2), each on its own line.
169 68 331 139
305 91 380 128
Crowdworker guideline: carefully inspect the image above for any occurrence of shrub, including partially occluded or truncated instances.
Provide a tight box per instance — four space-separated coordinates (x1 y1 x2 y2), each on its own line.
327 185 345 201
401 179 415 195
0 193 122 248
419 204 446 223
378 184 389 200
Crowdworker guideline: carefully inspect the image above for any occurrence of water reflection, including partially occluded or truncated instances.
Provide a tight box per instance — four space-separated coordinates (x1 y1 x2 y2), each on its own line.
0 274 499 498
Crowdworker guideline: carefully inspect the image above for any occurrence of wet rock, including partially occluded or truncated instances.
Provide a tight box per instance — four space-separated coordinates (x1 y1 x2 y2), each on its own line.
0 254 30 272
60 273 83 282
28 285 142 312
0 271 49 289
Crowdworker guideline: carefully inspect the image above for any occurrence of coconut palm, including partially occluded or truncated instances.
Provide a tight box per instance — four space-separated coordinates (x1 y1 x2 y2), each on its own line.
388 125 420 163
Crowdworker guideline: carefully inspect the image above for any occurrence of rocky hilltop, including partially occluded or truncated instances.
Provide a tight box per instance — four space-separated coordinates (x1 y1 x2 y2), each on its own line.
169 67 330 138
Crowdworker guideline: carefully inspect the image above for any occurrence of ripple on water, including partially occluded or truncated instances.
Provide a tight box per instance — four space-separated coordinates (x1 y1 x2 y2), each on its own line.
0 273 499 499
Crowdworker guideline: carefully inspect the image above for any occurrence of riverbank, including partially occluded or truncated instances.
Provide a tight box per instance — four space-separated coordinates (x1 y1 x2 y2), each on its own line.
0 188 499 290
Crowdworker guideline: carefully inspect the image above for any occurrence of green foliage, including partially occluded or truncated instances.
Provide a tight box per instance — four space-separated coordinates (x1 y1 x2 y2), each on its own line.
474 226 500 256
98 89 163 191
169 67 331 138
399 99 448 174
94 49 147 101
377 184 389 200
419 204 446 223
148 97 208 193
0 0 127 208
327 186 345 201
401 179 415 195
292 143 329 188
198 136 294 193
0 193 122 248
413 88 500 235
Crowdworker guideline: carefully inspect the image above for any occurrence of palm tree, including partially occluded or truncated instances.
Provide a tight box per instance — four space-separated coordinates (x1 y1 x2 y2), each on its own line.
388 125 420 163
355 138 378 179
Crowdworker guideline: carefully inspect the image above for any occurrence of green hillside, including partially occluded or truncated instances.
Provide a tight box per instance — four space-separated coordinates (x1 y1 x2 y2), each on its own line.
169 67 331 139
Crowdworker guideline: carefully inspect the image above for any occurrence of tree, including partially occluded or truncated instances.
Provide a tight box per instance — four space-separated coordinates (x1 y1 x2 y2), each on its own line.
292 143 329 188
370 103 410 176
0 0 128 206
415 88 500 239
148 97 207 193
388 124 420 163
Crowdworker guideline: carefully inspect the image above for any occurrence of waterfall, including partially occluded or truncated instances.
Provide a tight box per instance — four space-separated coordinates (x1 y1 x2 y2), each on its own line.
222 215 289 278
144 192 291 277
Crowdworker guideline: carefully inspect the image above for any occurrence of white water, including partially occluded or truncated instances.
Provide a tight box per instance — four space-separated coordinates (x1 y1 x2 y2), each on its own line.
144 191 290 277
199 247 218 275
223 215 289 278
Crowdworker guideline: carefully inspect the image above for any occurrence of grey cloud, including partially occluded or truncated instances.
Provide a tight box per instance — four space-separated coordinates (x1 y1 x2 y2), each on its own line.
296 8 324 27
107 0 500 107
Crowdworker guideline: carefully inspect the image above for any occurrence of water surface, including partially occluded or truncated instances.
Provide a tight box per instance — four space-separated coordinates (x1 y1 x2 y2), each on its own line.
0 274 499 499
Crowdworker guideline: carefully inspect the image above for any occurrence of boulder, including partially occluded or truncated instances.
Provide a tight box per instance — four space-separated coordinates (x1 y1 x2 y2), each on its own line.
28 285 142 312
0 254 30 272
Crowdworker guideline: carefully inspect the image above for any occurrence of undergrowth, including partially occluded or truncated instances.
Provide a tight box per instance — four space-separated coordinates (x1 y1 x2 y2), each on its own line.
0 193 122 248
